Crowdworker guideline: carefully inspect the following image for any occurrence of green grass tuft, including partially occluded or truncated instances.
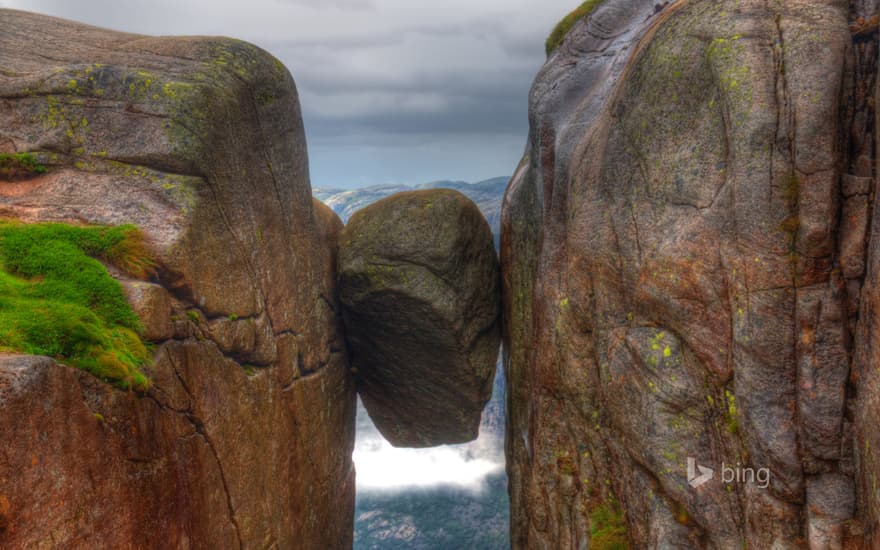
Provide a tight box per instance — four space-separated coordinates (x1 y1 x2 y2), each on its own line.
546 0 604 56
590 500 630 549
0 221 154 390
0 152 48 180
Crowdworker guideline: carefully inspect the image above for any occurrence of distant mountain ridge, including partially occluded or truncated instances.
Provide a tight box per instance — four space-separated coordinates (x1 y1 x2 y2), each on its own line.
314 177 508 248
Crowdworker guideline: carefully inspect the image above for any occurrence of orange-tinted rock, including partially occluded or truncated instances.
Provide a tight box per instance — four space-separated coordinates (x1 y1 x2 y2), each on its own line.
0 10 354 549
122 281 174 341
502 0 873 547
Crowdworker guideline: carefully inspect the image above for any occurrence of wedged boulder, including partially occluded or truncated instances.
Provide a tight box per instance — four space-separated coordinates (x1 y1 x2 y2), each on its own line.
338 189 501 447
0 10 354 549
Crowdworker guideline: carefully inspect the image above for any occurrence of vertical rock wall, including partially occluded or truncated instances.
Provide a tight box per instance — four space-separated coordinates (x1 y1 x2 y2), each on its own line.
0 10 355 549
503 0 878 547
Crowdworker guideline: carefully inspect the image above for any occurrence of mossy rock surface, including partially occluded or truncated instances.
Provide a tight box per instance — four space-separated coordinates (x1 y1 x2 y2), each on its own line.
0 221 152 389
0 153 48 180
545 0 603 56
338 189 501 447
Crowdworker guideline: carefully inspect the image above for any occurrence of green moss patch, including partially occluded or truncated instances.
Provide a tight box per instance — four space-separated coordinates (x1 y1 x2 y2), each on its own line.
0 221 155 390
546 0 603 56
590 500 629 549
0 153 47 181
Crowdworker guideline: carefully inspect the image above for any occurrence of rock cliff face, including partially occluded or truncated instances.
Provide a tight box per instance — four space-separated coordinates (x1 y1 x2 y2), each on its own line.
0 10 354 549
503 0 878 548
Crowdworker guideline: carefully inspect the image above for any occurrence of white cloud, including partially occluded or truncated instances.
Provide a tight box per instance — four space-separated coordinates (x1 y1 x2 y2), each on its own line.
353 439 502 491
272 0 376 10
353 401 504 492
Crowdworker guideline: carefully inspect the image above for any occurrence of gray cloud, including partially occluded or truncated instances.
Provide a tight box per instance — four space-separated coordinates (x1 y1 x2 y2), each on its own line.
4 0 579 187
273 0 376 10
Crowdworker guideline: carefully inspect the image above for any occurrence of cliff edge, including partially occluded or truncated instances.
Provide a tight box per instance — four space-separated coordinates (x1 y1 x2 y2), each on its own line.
0 9 355 549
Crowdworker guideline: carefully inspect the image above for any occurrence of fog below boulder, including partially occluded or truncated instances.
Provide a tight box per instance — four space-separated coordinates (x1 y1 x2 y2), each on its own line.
353 361 506 492
352 363 508 549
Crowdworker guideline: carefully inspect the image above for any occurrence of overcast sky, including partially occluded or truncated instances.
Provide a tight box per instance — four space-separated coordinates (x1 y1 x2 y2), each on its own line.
2 0 578 188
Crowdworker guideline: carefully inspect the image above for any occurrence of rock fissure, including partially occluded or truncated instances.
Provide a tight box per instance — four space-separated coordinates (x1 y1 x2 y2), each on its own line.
199 177 262 294
163 331 245 550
